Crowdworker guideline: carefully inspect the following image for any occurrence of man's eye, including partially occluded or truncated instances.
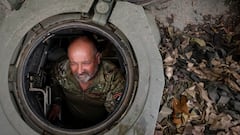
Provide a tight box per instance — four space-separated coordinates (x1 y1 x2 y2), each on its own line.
70 63 77 66
82 62 91 65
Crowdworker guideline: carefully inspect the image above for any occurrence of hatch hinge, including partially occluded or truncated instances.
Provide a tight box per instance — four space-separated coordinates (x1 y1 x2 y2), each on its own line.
92 0 115 26
3 0 25 10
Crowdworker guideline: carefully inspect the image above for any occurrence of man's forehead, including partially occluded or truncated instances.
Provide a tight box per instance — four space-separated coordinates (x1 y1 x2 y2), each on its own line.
69 37 96 50
69 56 94 62
68 43 96 57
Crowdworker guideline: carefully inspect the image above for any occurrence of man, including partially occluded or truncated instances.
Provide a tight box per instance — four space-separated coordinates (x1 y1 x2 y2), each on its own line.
48 35 125 128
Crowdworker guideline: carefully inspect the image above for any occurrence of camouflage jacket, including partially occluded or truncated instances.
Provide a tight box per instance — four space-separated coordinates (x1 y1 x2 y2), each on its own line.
52 60 125 122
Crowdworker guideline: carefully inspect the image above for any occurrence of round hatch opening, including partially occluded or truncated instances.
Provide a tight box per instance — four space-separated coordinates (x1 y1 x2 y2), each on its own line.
10 14 138 135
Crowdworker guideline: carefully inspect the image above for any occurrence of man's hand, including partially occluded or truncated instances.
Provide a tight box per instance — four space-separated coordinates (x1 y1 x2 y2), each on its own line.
48 104 61 121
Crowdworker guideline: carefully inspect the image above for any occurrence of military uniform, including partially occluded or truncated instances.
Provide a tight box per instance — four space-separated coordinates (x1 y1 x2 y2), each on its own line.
52 60 125 126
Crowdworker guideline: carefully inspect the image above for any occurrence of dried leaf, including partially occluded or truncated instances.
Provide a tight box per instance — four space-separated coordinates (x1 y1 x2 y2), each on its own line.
164 53 174 65
172 48 178 58
192 125 205 135
230 62 240 70
182 123 193 135
191 37 206 47
164 49 178 66
226 55 233 64
217 96 230 105
184 85 196 98
210 114 233 131
172 118 182 128
226 34 233 43
188 65 220 81
157 15 240 134
186 100 196 109
225 78 240 92
187 62 203 76
187 61 194 69
172 95 189 127
197 83 212 104
208 113 218 124
199 61 207 69
167 26 174 39
231 125 240 135
188 62 221 81
217 131 229 135
211 58 221 66
212 67 224 75
182 113 190 124
181 36 190 50
196 83 216 121
165 66 174 80
185 51 192 59
201 69 221 81
189 107 202 122
231 71 240 80
154 130 163 135
158 104 172 122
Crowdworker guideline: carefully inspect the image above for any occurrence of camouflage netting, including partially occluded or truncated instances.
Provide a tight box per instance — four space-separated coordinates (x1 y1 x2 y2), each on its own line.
155 13 240 135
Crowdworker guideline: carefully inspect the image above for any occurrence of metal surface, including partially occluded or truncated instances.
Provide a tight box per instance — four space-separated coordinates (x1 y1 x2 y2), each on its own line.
145 0 228 30
15 20 137 134
0 0 164 134
0 107 19 135
126 0 156 5
0 0 94 134
108 1 164 135
28 86 51 117
92 0 114 25
3 0 24 10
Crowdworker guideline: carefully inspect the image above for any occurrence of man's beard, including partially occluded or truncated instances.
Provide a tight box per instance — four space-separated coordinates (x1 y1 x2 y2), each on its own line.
74 66 98 83
74 72 91 83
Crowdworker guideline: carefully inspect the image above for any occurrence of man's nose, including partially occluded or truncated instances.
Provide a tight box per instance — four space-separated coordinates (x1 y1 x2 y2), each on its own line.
77 64 83 74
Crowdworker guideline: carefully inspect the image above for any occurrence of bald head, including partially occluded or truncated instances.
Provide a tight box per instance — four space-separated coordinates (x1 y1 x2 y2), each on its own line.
68 36 101 83
68 36 97 57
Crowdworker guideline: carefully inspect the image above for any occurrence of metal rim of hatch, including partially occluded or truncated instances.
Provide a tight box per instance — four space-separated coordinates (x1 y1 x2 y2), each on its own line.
13 15 138 135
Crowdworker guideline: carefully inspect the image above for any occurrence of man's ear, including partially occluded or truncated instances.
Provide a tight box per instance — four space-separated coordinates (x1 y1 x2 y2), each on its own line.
96 52 101 64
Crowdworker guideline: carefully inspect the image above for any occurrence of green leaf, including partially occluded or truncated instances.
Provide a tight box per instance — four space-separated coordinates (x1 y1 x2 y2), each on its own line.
190 37 206 47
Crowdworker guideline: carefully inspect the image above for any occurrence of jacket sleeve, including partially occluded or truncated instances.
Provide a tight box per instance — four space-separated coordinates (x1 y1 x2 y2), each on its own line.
104 67 125 113
50 60 68 105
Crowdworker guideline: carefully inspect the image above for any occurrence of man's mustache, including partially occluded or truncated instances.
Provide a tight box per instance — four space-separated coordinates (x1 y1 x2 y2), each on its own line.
77 72 89 77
